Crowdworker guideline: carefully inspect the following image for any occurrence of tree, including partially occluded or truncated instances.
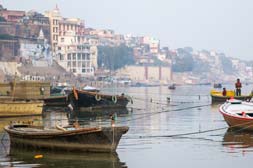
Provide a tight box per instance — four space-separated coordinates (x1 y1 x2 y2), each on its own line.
98 44 135 70
173 48 194 72
0 16 6 22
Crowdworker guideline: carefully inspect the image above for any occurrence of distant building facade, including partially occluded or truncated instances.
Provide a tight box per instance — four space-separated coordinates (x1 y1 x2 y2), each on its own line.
45 6 85 52
0 5 25 23
56 31 95 77
116 65 171 82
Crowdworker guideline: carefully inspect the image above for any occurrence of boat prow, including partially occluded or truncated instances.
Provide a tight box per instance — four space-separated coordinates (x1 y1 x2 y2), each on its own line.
219 99 253 130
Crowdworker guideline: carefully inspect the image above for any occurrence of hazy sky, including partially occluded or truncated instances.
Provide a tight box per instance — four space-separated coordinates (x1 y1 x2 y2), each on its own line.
2 0 253 60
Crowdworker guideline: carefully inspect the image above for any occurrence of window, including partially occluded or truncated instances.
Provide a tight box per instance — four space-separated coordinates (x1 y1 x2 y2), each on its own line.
82 53 85 60
72 68 76 73
67 61 71 67
59 53 63 60
82 62 85 67
72 61 76 67
82 69 86 73
78 54 81 60
72 53 76 60
61 38 64 42
67 54 71 60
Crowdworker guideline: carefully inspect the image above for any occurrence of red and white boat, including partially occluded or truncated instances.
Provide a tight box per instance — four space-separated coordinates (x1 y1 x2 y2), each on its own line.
219 99 253 130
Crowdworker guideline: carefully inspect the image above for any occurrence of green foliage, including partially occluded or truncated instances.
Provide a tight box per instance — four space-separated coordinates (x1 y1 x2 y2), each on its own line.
0 34 15 40
0 16 6 22
172 49 194 72
98 45 135 70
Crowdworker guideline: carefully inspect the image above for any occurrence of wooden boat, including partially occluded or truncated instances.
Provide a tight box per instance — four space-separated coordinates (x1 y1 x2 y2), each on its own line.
42 95 68 106
210 89 252 103
213 83 222 88
4 124 129 153
168 84 176 90
219 99 253 130
68 88 131 112
0 100 43 117
83 85 100 92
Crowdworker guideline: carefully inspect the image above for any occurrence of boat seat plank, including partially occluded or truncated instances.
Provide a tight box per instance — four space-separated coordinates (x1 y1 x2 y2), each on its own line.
14 128 62 133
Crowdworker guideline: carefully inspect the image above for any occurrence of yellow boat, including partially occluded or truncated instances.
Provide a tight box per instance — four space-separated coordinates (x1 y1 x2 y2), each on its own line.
0 100 43 117
210 89 252 104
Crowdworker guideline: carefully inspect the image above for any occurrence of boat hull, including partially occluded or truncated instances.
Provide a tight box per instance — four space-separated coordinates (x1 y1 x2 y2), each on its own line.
219 101 253 130
43 95 68 106
0 101 43 117
4 125 129 153
211 95 252 103
69 90 130 111
220 112 253 130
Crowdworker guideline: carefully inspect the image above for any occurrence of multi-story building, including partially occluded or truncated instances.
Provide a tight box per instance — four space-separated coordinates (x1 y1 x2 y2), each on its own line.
44 6 62 52
45 6 85 52
141 36 160 54
86 28 121 46
57 31 96 77
0 4 25 23
45 6 95 76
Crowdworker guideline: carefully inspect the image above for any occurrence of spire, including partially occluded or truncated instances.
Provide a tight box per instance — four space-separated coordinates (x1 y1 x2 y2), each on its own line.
38 29 45 39
55 4 59 11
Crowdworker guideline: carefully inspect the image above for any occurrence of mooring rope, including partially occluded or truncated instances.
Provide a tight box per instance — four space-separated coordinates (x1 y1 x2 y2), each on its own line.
118 103 211 123
131 96 209 106
139 120 253 139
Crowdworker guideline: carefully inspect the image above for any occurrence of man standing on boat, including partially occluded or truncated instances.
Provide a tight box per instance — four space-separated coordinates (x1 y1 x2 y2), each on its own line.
235 78 242 96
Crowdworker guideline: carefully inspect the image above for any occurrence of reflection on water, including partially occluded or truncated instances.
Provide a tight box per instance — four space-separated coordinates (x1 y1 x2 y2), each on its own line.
2 148 126 168
223 129 253 154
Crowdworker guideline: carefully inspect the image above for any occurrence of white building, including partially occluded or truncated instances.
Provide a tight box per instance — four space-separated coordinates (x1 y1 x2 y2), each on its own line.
57 31 96 77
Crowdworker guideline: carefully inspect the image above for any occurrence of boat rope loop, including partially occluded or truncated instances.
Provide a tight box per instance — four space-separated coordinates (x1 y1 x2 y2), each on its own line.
95 94 102 101
112 96 117 104
126 95 133 104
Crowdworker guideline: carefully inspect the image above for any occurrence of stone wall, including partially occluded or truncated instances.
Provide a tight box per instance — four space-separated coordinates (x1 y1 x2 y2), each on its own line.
116 65 172 82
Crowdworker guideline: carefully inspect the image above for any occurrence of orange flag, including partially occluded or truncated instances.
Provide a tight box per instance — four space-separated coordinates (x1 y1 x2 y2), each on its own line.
73 87 78 100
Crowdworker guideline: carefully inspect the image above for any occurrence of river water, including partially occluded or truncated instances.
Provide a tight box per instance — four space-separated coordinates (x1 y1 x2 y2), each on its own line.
0 84 253 168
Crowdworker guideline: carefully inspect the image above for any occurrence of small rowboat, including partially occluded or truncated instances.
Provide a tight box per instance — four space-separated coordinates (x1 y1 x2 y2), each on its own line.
4 124 129 153
219 99 253 130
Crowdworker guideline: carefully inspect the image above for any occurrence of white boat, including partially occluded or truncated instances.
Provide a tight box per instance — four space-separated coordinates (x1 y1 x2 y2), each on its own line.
82 85 100 92
219 99 253 130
